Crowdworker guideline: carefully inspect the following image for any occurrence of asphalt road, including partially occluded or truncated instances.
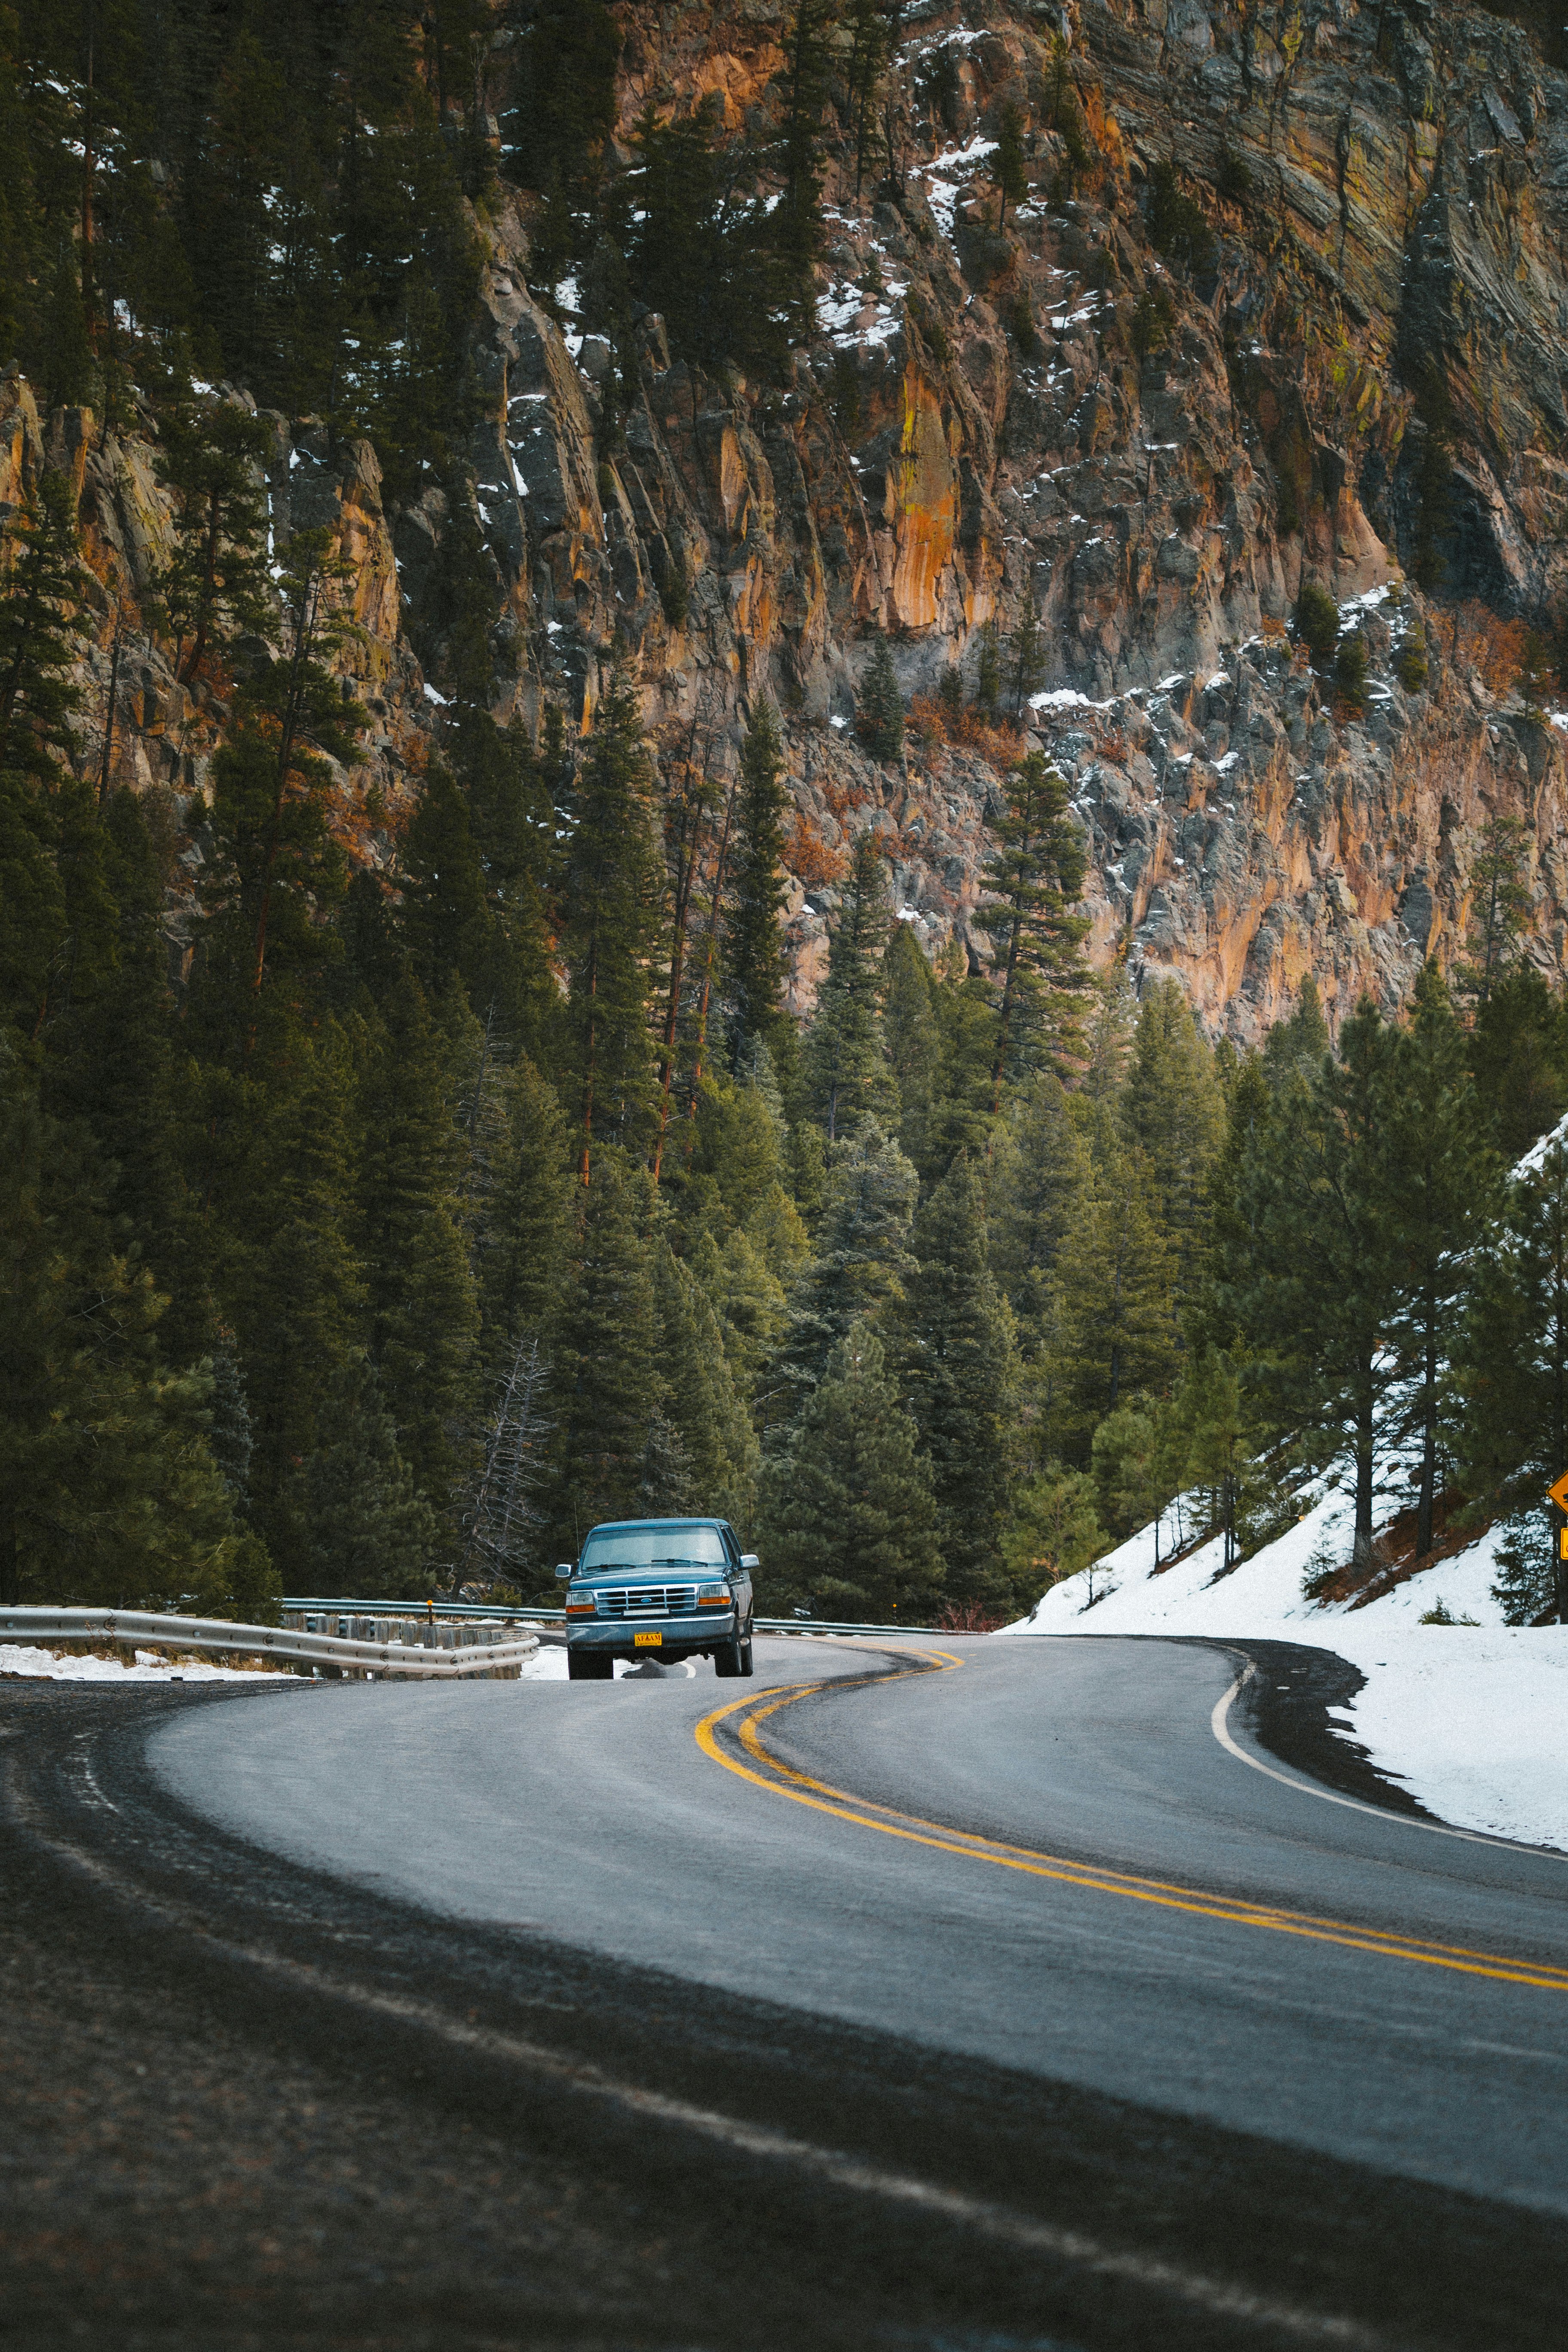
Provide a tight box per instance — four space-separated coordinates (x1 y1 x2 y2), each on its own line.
150 1634 1568 2218
7 1633 1568 2351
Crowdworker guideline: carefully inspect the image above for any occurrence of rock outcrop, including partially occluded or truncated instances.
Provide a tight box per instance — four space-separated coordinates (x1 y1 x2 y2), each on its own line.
27 1 1568 1038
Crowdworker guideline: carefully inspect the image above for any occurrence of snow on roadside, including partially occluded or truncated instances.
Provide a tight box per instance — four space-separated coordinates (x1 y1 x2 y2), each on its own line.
0 1643 292 1684
999 1489 1568 1850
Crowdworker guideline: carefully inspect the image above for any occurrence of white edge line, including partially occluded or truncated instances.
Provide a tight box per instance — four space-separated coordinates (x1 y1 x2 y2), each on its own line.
1211 1664 1567 1860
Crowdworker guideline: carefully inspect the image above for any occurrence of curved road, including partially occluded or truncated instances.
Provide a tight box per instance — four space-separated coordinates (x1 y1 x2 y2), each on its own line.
151 1634 1568 2214
11 1633 1568 2350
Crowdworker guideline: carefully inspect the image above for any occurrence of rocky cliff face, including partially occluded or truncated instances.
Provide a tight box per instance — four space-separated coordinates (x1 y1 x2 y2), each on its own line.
23 0 1568 1037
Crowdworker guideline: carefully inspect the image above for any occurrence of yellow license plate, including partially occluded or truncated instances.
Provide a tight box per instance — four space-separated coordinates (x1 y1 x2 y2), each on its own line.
633 1630 663 1648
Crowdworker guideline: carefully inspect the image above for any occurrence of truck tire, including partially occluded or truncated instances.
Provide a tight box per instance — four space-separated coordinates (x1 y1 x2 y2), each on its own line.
713 1635 742 1677
739 1628 754 1678
567 1651 613 1681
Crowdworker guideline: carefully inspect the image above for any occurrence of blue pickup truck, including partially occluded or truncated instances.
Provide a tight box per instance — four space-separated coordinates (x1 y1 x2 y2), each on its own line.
557 1518 757 1681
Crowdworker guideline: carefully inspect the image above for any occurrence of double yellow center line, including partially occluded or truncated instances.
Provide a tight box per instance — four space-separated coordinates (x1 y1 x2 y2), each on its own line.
695 1649 1568 1995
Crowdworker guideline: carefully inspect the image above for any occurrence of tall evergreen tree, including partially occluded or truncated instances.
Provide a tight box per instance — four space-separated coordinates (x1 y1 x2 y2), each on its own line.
776 1121 919 1403
356 974 480 1530
974 750 1089 1103
1121 977 1225 1301
1456 814 1532 1013
856 632 904 760
652 1239 758 1529
1384 965 1499 1555
544 1152 662 1559
760 1323 942 1621
901 1156 1016 1601
1469 962 1568 1162
0 1040 273 1614
476 1052 574 1371
0 469 85 787
802 828 896 1139
882 921 941 1169
1225 999 1404 1569
1056 1138 1178 1451
771 0 835 337
150 394 271 685
556 676 662 1182
282 1350 438 1599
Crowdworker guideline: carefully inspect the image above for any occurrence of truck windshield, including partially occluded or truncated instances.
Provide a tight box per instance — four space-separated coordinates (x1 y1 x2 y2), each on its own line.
579 1525 729 1573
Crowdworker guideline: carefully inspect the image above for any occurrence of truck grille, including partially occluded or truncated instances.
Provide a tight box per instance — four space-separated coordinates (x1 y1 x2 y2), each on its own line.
595 1585 698 1618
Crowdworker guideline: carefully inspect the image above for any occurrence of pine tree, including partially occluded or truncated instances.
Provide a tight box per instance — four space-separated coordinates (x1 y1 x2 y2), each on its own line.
1057 1139 1179 1451
1469 962 1568 1162
1225 999 1404 1570
845 0 891 195
687 1061 789 1229
477 1052 573 1369
771 0 835 338
1001 1469 1106 1603
544 1150 662 1559
42 791 199 1353
923 965 1001 1173
282 1351 438 1599
1010 610 1047 714
760 1323 942 1621
802 829 896 1139
1090 1402 1162 1540
989 1068 1090 1328
210 1019 367 1551
974 750 1089 1103
356 974 481 1526
776 1121 919 1404
150 394 272 685
1121 977 1225 1301
974 622 1004 720
691 1222 788 1405
556 675 662 1182
1260 976 1331 1090
0 469 85 787
1176 1342 1255 1569
397 762 502 1013
856 633 905 761
653 1240 758 1529
882 922 941 1169
0 1039 273 1614
901 1157 1016 1601
200 529 361 1008
725 699 790 1063
1456 815 1532 1013
1384 965 1498 1556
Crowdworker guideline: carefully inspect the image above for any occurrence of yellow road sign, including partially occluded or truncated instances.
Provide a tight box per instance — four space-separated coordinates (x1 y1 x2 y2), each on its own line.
1550 1470 1568 1513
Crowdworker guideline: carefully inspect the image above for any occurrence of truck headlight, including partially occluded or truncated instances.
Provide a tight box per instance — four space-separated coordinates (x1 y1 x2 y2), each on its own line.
565 1589 597 1616
696 1583 729 1606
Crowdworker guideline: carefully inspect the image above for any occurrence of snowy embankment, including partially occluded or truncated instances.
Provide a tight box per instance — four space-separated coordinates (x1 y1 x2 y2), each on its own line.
0 1639 678 1686
1001 1486 1568 1852
0 1643 287 1684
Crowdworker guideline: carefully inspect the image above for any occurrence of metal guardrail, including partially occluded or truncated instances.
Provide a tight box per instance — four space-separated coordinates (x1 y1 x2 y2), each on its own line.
281 1597 951 1639
283 1596 562 1623
0 1607 539 1679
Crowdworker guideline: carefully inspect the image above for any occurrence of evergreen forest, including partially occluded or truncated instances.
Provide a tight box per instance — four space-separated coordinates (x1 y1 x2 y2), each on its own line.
6 0 1568 1631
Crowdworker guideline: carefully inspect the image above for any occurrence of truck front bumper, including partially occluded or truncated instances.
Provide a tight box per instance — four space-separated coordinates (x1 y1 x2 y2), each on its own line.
565 1611 735 1660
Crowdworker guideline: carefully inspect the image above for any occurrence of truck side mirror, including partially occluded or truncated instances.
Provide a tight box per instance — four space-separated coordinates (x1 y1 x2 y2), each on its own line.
555 1563 573 1580
740 1553 760 1571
